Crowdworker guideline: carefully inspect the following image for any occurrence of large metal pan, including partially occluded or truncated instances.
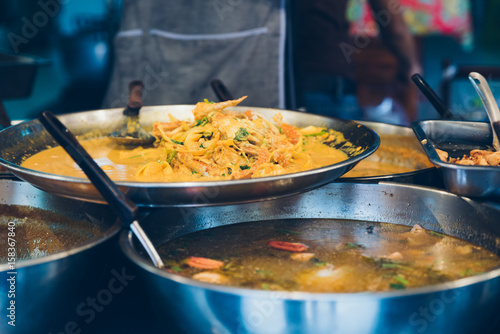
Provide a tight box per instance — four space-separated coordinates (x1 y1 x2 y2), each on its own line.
0 105 379 207
0 180 120 334
340 121 440 186
121 182 500 334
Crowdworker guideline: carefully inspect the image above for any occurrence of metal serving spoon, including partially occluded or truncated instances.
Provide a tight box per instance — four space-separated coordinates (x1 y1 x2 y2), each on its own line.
468 72 500 151
111 80 156 146
38 110 164 268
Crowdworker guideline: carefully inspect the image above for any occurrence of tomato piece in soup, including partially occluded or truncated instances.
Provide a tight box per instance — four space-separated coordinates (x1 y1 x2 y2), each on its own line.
186 256 224 269
268 241 308 252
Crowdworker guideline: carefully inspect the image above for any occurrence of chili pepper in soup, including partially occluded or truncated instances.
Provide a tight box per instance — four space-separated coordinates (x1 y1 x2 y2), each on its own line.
159 219 500 293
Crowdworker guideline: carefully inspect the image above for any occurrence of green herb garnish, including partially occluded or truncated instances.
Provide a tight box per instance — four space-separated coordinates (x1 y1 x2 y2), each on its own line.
234 127 250 141
460 268 483 277
171 139 184 145
201 131 213 139
303 129 328 137
171 266 182 273
390 283 406 290
428 231 445 238
167 149 177 163
394 275 409 286
194 117 209 127
381 263 413 271
346 242 366 249
255 269 272 276
127 154 143 159
203 99 215 104
223 262 234 270
240 165 251 170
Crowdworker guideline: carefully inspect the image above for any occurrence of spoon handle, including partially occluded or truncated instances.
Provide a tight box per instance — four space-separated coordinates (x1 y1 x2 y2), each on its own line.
38 110 164 268
210 79 234 102
411 74 454 120
124 80 144 116
468 72 500 151
130 220 165 268
38 110 138 225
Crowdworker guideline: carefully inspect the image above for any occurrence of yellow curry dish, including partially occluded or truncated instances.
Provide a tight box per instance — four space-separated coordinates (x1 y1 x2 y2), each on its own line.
343 134 434 178
22 97 360 182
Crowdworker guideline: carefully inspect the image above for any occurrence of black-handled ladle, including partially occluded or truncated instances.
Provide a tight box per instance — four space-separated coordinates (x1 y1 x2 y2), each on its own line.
110 80 156 146
38 110 164 268
210 79 234 102
411 73 455 120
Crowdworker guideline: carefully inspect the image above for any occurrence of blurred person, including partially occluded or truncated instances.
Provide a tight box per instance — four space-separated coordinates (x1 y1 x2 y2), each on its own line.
294 0 421 121
102 0 290 110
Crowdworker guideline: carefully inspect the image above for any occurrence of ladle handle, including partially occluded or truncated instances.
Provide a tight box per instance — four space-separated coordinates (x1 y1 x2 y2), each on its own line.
0 98 12 129
411 74 454 120
38 110 138 225
38 110 165 268
124 80 144 116
210 79 234 102
468 72 500 151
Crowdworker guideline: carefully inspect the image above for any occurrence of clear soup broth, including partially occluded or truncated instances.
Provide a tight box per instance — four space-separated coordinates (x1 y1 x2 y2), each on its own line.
160 219 500 293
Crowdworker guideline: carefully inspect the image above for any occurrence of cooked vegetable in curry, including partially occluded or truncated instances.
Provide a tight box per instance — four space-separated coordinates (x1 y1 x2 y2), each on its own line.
21 97 359 182
159 219 500 293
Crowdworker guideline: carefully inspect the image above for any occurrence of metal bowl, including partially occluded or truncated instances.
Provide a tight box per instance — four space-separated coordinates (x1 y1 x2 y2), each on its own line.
0 105 379 207
412 120 500 198
340 121 440 186
0 180 120 334
120 182 500 334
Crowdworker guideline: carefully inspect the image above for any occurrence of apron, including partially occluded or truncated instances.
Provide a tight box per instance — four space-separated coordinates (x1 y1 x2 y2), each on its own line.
102 0 289 110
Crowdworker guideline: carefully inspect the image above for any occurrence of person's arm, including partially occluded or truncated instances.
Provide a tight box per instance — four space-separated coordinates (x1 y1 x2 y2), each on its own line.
367 0 422 80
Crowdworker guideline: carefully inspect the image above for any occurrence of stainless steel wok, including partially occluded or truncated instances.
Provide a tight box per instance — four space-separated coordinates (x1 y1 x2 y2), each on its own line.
0 105 379 207
0 180 120 334
120 182 500 334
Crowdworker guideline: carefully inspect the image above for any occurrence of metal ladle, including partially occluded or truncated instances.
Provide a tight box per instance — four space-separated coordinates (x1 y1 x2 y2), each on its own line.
111 80 156 146
468 72 500 151
38 110 164 268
